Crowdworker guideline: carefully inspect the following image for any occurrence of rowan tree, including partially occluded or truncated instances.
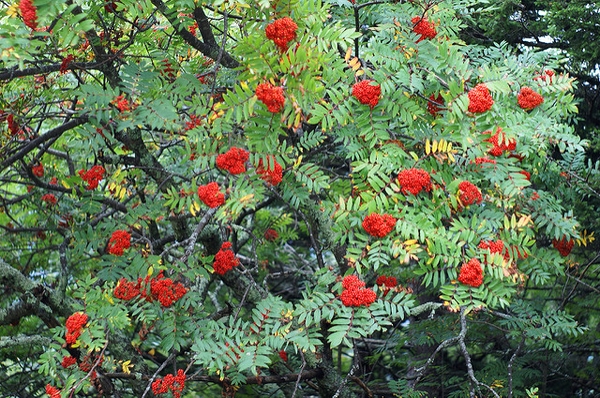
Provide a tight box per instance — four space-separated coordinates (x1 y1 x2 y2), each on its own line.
0 0 595 397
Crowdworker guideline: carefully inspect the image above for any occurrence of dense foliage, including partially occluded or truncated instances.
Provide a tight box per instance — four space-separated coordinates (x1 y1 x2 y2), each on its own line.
1 0 598 397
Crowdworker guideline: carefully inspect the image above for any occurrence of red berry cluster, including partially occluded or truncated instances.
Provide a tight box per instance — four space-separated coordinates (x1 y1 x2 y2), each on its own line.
41 193 57 205
376 275 397 296
427 93 444 116
160 59 176 80
552 236 574 257
65 312 88 345
60 54 74 74
114 271 188 307
184 114 202 131
197 182 225 208
340 275 377 307
534 69 555 84
264 228 279 242
150 272 188 307
256 82 286 113
517 86 544 110
112 95 132 112
265 17 298 51
152 369 186 398
216 147 250 174
45 384 60 398
519 170 531 181
19 0 38 29
213 242 240 275
7 114 19 135
352 80 381 109
78 165 106 190
278 349 288 362
467 83 494 114
411 16 437 42
362 213 397 238
107 230 131 256
484 127 517 156
189 21 198 35
61 355 77 368
475 156 497 165
397 168 432 195
479 239 510 261
458 181 482 206
458 258 483 287
256 156 283 186
32 163 44 177
376 275 397 288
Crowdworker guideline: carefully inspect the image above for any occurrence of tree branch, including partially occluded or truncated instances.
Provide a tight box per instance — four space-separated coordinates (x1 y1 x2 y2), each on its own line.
149 0 239 68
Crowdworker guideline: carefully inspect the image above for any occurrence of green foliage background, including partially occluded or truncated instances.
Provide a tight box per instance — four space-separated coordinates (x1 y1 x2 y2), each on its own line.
1 0 598 397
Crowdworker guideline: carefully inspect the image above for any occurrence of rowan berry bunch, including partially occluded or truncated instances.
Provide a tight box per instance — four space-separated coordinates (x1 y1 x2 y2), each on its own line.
264 228 279 241
41 193 57 205
197 182 225 208
107 230 131 256
114 272 187 307
19 0 38 29
265 17 298 51
484 127 517 156
397 168 432 195
553 237 575 257
256 82 286 113
149 271 188 307
517 86 544 110
467 83 494 113
479 239 510 261
256 156 283 186
32 163 44 177
352 80 381 108
411 16 437 42
475 157 497 165
61 356 77 369
458 258 483 287
458 181 483 206
340 275 377 307
362 213 397 238
152 369 186 398
45 385 60 398
213 242 240 275
111 95 132 112
78 165 105 190
216 147 250 174
65 312 88 345
427 93 444 116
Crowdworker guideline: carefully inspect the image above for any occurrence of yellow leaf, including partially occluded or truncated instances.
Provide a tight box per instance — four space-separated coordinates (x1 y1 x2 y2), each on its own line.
425 139 431 155
355 69 364 77
190 203 197 216
404 239 418 246
147 266 154 277
432 139 438 153
348 57 359 67
61 180 71 189
6 3 19 18
352 62 361 71
439 139 447 152
294 155 303 168
344 47 352 62
240 81 249 91
121 360 134 374
239 193 254 204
